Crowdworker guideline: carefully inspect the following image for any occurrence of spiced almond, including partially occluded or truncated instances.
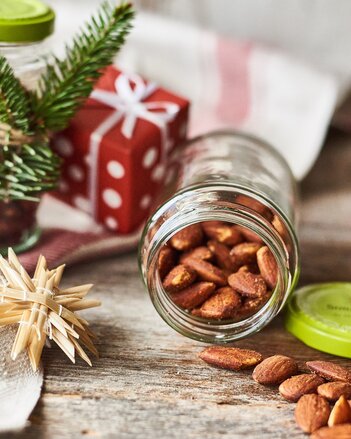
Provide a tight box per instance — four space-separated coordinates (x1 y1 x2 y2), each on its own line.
311 424 351 439
182 257 227 286
307 361 351 383
169 224 203 251
193 287 241 320
230 242 262 266
180 246 213 263
202 221 243 246
162 264 197 293
158 246 177 280
207 240 236 271
228 271 267 298
199 346 263 371
171 282 216 310
256 246 278 289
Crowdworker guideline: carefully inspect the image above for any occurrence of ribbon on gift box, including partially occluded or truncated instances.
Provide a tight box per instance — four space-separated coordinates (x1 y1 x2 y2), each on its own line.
88 72 180 218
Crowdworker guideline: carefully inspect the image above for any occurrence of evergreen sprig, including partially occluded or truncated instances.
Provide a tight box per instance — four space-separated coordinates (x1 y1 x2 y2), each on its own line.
33 1 134 132
0 2 134 202
0 57 32 134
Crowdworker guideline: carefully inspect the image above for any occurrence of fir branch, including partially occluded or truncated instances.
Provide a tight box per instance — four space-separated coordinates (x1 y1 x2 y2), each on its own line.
33 1 134 132
0 56 32 134
0 142 61 201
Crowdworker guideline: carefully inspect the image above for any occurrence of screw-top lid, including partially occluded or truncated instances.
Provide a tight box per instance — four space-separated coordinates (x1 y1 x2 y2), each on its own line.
285 283 351 358
0 0 55 43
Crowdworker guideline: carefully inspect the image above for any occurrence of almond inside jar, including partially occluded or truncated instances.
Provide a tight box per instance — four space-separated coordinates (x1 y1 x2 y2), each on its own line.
157 220 280 323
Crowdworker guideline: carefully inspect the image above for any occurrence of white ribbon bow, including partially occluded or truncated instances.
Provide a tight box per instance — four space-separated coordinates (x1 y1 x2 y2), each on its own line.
88 72 180 217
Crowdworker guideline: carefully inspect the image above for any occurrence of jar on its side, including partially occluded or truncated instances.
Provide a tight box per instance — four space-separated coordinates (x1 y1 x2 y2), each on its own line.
139 131 300 343
0 0 55 254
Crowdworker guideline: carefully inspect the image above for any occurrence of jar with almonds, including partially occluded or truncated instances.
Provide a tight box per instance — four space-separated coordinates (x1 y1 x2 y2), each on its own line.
139 131 300 342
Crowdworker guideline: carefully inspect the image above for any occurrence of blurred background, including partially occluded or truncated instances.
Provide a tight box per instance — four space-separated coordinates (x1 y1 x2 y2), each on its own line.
47 0 351 98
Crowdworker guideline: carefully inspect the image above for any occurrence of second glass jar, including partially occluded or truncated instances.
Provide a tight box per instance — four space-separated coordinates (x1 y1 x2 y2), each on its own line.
139 131 300 343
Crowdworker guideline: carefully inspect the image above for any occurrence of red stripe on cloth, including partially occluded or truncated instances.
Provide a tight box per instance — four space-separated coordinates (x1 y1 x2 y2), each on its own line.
19 229 113 273
216 39 252 125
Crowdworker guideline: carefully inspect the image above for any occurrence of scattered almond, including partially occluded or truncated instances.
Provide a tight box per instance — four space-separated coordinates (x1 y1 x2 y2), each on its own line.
307 361 351 383
328 395 351 427
318 382 351 402
162 264 197 293
256 246 278 289
279 373 325 402
228 271 267 298
295 394 331 433
170 282 216 310
169 224 204 251
252 355 298 385
311 424 351 439
199 346 263 371
193 287 241 320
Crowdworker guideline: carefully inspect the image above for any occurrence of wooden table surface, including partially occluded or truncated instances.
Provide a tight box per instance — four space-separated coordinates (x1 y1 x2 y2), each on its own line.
4 129 351 439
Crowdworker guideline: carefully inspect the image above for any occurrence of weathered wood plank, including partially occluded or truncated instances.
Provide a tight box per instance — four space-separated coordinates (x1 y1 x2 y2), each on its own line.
3 130 351 439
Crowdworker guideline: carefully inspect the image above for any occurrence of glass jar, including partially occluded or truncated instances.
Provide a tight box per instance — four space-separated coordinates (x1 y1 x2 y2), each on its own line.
139 131 300 343
0 0 55 255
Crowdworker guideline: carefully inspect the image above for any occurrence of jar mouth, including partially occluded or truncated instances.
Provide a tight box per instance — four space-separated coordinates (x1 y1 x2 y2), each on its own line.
140 183 300 343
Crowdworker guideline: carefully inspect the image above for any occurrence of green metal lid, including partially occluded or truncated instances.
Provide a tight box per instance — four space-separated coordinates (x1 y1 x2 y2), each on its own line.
0 0 55 43
285 283 351 358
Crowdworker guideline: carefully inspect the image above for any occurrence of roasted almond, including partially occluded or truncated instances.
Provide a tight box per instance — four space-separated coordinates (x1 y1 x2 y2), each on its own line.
199 346 263 371
307 361 351 383
158 246 177 280
311 424 351 439
279 373 325 402
207 240 236 271
235 195 272 220
230 242 262 266
202 221 243 246
235 294 270 320
169 224 203 251
180 246 213 263
295 394 331 433
256 246 278 289
182 257 227 286
162 264 197 293
318 382 351 402
228 271 267 298
328 395 351 427
252 355 298 385
171 282 216 310
194 287 241 319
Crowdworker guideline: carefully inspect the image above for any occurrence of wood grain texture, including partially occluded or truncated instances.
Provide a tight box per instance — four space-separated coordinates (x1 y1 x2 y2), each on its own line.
3 130 351 439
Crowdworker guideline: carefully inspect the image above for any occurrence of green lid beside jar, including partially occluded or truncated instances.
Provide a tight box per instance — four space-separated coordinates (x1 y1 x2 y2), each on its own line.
285 283 351 358
0 0 55 43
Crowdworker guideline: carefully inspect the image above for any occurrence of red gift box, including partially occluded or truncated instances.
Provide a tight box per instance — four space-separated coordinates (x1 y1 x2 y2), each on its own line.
52 65 189 233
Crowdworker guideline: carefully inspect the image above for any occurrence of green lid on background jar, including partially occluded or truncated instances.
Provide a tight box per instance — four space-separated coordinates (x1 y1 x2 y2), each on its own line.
285 283 351 358
0 0 55 43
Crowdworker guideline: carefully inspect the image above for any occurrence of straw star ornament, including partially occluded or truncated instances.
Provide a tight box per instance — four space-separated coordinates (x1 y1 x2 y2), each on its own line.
0 249 100 371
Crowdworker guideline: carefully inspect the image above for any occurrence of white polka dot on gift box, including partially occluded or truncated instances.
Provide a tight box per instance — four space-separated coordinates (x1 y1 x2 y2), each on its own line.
102 188 122 209
68 164 85 182
142 147 158 169
107 160 125 179
151 164 165 182
54 135 74 157
105 216 119 230
140 194 152 210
